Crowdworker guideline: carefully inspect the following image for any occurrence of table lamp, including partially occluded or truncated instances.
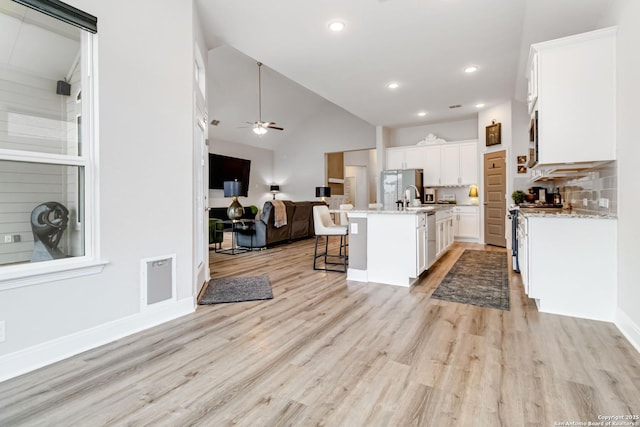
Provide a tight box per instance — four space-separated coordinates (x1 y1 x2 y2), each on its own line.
270 185 280 200
468 184 479 205
224 180 244 220
315 186 331 202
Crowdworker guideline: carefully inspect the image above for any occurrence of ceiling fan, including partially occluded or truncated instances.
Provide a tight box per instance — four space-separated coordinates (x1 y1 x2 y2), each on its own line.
244 62 283 135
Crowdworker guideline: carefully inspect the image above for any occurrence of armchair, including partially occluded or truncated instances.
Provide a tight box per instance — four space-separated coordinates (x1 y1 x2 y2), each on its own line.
209 218 224 251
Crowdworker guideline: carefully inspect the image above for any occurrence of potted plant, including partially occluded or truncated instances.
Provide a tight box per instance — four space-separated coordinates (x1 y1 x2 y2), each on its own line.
511 190 526 204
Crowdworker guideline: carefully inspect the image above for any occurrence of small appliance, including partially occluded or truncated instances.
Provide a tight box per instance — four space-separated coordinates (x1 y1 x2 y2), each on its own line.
424 188 437 204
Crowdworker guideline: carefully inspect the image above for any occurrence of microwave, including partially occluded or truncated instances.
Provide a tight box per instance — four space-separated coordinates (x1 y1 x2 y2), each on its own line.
528 110 538 168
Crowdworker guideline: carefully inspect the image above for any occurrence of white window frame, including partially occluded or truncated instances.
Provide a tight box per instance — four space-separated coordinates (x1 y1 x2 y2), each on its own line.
0 30 106 291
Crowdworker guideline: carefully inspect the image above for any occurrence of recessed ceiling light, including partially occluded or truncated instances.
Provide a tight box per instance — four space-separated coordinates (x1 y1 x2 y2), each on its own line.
387 82 399 89
464 65 479 73
328 21 345 32
417 111 427 117
475 103 485 108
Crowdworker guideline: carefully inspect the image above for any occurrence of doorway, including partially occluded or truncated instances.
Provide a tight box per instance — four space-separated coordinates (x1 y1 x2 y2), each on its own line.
483 150 506 247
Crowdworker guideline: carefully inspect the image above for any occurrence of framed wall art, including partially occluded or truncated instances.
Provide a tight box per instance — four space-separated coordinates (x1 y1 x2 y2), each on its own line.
486 122 501 146
517 155 527 164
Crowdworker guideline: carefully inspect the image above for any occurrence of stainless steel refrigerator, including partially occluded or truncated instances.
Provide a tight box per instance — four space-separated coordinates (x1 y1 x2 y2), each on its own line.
381 169 424 210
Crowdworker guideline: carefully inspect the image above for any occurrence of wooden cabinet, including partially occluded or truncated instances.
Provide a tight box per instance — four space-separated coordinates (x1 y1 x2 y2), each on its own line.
453 205 479 240
529 27 616 165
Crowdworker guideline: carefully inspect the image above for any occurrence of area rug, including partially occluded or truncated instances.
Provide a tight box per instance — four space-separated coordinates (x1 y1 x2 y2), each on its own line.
198 275 273 305
431 250 509 311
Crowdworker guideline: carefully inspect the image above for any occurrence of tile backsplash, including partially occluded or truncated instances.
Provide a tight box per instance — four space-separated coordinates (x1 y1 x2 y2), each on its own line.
556 161 617 216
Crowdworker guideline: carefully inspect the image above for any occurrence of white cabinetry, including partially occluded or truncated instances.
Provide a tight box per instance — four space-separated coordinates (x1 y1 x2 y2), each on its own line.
386 140 477 187
423 145 441 186
453 206 479 240
386 146 426 170
423 141 478 186
529 27 616 165
416 213 426 274
435 208 454 259
520 214 616 321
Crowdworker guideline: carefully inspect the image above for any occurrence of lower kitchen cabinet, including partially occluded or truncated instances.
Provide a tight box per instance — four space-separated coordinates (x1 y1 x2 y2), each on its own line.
453 205 479 241
435 208 454 259
520 214 617 322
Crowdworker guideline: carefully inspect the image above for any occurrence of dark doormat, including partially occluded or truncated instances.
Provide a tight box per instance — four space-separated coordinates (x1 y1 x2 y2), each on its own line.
431 249 509 311
198 275 273 305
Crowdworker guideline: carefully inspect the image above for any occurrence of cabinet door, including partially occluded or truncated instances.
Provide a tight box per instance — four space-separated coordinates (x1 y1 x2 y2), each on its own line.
440 145 460 186
456 213 479 239
458 142 478 185
423 145 441 186
387 148 406 169
404 147 426 170
416 226 426 275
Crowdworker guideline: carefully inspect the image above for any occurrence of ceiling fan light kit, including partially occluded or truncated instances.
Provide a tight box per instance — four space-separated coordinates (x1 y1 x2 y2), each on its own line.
246 61 284 137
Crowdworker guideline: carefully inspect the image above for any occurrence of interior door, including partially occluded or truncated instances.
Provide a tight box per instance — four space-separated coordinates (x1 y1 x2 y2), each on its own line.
483 150 506 247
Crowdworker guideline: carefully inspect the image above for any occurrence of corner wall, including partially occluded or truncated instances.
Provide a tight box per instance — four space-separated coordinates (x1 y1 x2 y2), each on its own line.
0 0 196 381
609 0 640 352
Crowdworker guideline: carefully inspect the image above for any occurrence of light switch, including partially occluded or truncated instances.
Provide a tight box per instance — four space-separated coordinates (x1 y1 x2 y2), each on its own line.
350 223 358 234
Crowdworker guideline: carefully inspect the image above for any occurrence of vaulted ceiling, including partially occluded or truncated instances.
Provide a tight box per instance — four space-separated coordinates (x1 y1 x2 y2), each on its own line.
197 0 614 148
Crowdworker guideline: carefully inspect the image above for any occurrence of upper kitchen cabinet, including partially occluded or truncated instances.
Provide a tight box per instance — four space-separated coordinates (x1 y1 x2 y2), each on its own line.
386 146 426 170
439 141 478 186
529 27 616 166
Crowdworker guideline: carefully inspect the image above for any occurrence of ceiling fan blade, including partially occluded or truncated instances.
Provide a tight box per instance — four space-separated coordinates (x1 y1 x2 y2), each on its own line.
267 124 284 131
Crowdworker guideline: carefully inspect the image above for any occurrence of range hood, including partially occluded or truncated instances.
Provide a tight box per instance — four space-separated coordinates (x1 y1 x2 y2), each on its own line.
530 161 605 181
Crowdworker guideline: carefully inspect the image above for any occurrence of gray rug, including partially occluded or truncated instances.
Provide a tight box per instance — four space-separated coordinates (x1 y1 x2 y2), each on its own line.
431 250 509 311
198 275 273 305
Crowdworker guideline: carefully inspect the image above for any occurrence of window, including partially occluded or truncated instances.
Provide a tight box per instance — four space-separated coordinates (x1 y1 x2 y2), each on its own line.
0 0 102 288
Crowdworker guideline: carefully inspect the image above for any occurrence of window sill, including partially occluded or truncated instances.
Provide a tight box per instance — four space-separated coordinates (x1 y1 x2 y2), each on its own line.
0 258 109 291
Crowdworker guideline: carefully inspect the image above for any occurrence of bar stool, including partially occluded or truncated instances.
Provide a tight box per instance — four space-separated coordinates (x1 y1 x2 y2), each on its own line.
312 205 348 272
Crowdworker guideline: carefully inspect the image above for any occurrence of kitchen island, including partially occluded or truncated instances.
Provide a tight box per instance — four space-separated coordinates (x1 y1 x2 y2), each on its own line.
346 206 454 287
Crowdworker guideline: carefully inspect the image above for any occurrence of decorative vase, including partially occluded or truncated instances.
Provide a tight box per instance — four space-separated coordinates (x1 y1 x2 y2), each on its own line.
227 197 244 220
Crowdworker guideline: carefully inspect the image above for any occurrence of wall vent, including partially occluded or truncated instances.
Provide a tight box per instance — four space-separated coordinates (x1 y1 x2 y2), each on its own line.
140 254 177 309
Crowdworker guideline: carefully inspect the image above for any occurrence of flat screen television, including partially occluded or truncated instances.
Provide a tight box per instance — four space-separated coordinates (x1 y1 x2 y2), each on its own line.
209 154 251 196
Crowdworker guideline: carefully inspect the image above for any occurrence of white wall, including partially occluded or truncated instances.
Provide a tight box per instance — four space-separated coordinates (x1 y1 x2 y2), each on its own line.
389 118 478 147
208 139 275 209
0 0 196 380
608 0 640 352
273 102 375 202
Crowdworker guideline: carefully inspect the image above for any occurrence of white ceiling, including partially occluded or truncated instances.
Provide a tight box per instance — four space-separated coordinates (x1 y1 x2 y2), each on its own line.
197 0 614 146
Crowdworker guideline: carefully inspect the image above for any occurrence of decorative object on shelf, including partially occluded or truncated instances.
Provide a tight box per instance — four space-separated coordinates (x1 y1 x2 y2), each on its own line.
511 190 526 204
270 184 280 200
315 186 331 202
417 133 446 145
468 185 479 205
517 165 527 174
517 155 527 164
31 201 69 261
486 120 501 146
224 180 244 220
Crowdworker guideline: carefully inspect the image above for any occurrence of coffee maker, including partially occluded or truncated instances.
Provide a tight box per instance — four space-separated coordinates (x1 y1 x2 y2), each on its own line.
424 188 436 204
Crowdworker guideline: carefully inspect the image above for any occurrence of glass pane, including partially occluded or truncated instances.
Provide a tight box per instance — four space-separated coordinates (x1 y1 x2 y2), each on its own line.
0 159 85 266
0 0 83 156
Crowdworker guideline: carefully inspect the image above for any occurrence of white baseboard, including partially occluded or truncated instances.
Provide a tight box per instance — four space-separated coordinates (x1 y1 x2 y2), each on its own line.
347 268 367 283
0 297 194 383
615 308 640 355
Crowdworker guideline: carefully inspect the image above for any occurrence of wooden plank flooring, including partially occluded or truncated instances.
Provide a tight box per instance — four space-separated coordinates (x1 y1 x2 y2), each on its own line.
0 239 639 426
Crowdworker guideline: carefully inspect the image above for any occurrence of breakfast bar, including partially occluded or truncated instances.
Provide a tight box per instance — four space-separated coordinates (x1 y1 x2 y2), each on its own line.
346 206 454 287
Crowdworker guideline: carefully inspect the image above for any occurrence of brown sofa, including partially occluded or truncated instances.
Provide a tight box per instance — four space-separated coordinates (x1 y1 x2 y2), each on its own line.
235 200 326 248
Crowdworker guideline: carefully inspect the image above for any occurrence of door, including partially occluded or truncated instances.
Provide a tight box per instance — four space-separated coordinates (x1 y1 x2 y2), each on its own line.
484 150 506 247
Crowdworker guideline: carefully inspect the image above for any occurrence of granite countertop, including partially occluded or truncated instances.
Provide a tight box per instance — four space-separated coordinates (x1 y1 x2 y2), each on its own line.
518 208 617 220
349 205 455 215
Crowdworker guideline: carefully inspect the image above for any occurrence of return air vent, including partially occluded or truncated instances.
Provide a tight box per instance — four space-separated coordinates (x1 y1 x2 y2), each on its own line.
448 104 462 109
140 254 176 309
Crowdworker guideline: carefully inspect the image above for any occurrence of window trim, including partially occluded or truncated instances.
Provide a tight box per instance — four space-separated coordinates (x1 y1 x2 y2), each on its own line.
12 0 97 33
0 25 104 289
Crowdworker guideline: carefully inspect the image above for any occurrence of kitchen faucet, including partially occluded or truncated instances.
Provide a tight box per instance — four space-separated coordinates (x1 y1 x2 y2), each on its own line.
403 185 421 207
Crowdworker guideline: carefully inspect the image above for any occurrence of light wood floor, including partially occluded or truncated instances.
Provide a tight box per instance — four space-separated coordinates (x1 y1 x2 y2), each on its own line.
1 239 639 426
